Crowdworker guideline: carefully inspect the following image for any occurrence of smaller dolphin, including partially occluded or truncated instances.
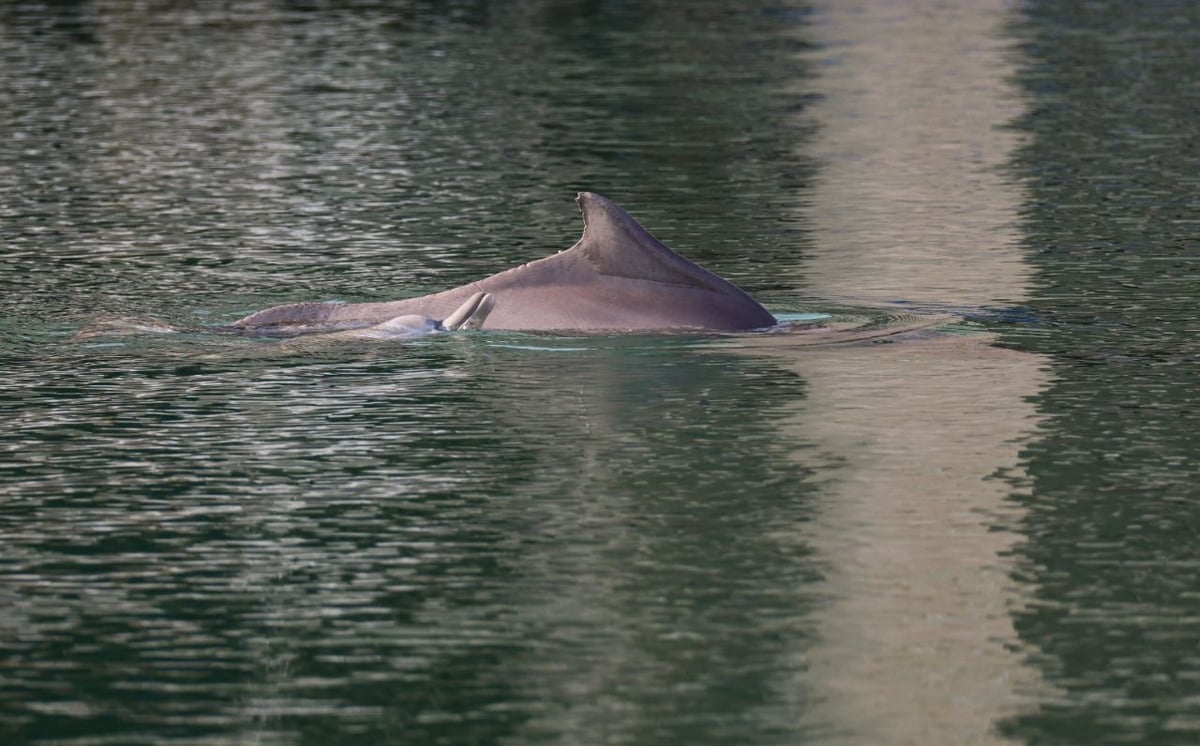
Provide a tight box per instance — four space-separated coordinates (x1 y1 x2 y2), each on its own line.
71 291 495 345
296 292 495 342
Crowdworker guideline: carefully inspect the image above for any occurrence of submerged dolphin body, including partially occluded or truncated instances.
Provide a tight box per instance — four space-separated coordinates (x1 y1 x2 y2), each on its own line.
230 192 777 336
71 290 495 343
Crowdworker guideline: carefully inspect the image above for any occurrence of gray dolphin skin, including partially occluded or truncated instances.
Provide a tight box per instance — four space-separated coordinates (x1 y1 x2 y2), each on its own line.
229 192 777 335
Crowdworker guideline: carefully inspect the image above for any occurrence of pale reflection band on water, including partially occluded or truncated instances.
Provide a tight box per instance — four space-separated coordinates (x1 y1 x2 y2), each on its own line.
801 0 1034 310
788 0 1054 742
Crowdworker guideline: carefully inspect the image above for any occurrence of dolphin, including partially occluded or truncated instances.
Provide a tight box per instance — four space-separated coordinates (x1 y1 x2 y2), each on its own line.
228 192 777 336
70 290 494 343
300 291 495 342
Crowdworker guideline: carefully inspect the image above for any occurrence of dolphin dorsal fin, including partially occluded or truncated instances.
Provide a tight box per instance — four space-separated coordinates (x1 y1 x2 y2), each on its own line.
573 192 721 292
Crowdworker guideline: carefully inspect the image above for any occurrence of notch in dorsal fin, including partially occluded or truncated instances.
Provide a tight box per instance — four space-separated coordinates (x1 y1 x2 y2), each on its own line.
573 192 721 292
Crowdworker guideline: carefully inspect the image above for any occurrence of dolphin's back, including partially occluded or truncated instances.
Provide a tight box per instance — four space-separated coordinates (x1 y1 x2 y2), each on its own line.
229 193 776 335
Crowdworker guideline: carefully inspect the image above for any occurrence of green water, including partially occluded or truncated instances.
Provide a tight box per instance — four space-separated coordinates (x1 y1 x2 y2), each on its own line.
2 1 1198 744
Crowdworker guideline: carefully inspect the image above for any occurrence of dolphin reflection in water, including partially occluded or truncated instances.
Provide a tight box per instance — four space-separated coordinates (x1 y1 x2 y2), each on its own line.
228 192 778 338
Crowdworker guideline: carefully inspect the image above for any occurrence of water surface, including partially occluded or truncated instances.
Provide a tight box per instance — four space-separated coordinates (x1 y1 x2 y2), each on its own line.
3 1 1199 745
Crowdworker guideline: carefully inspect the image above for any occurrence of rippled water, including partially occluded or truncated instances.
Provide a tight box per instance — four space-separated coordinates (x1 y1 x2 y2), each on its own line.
3 1 1200 744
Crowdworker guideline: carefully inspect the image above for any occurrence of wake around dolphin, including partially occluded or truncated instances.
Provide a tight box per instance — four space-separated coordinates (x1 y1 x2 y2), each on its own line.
229 192 777 336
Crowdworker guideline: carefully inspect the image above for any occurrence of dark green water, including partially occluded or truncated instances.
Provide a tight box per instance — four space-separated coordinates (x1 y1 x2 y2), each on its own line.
1 1 1198 744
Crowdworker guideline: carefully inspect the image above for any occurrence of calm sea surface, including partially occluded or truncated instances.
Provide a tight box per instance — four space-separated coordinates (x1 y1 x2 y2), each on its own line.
2 1 1199 744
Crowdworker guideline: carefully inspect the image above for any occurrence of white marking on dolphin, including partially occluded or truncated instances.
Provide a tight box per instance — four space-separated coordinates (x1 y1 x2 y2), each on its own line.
229 192 777 336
